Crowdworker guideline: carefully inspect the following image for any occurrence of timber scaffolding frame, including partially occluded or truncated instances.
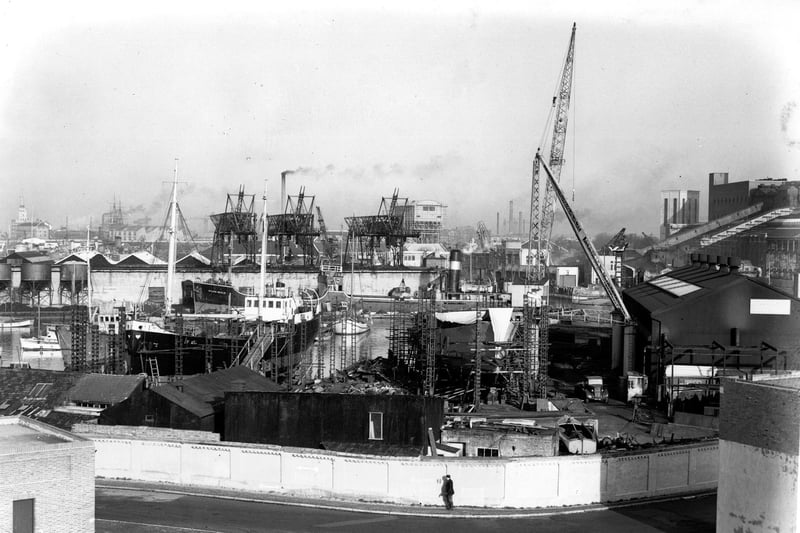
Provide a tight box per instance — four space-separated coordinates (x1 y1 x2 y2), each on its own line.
268 187 320 267
501 296 548 407
344 189 420 267
389 291 532 405
70 306 88 371
69 306 128 373
388 299 415 370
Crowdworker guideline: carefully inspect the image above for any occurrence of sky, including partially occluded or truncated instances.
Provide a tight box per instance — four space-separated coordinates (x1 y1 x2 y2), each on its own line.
1 0 798 239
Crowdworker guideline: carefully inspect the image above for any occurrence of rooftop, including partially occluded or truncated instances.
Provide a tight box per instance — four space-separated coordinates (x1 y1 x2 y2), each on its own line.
0 415 90 453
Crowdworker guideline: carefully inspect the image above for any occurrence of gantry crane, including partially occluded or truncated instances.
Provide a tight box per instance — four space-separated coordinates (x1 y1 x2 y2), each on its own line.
529 23 576 281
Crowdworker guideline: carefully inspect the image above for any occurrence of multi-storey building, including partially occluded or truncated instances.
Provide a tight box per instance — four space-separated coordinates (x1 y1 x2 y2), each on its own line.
660 189 700 240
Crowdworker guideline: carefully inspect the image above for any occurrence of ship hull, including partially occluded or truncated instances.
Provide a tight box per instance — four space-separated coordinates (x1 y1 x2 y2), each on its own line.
126 317 320 376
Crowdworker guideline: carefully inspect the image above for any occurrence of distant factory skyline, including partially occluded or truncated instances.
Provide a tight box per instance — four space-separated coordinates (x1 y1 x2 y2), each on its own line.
1 1 798 238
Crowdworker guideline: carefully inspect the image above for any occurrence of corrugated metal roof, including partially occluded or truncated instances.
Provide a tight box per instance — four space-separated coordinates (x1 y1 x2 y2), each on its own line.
623 264 759 315
0 369 84 427
152 385 214 418
152 366 279 418
67 374 145 404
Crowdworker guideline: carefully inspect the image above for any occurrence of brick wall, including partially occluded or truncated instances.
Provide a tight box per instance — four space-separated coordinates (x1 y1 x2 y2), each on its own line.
0 418 95 533
720 378 800 455
73 423 220 443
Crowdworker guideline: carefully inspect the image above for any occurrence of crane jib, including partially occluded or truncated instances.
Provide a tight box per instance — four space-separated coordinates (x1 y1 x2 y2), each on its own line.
535 152 632 323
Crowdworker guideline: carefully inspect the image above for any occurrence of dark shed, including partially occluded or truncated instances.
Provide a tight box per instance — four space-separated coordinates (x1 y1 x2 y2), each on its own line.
224 392 444 454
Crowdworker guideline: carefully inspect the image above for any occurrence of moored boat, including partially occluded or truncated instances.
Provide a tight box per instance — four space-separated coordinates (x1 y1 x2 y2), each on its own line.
333 316 370 335
0 318 33 329
20 327 62 352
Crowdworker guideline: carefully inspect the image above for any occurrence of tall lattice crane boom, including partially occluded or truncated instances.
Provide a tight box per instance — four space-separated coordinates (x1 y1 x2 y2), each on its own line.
537 152 631 322
530 23 576 280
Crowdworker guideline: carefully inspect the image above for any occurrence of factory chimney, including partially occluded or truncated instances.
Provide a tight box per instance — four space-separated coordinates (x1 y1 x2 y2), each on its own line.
508 201 513 235
280 170 294 213
496 212 500 235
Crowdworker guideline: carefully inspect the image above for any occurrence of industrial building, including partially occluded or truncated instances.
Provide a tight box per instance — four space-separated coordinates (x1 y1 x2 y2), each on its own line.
400 200 446 244
660 189 700 240
0 416 95 532
622 253 800 419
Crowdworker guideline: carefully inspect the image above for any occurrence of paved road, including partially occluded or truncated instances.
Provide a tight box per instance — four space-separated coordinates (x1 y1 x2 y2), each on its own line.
95 486 716 533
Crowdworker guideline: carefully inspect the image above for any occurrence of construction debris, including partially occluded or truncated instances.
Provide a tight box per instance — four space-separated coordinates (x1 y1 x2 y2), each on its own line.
295 357 411 395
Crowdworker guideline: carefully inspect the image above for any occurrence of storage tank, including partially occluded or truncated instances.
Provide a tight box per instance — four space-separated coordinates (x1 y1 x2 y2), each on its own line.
0 264 11 282
21 263 52 282
60 262 88 282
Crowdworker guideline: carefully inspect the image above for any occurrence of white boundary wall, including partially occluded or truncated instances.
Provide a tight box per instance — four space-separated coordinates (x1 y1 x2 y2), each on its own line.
92 438 718 507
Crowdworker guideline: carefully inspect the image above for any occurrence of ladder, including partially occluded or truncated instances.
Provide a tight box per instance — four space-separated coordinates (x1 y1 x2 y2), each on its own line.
148 357 160 386
234 323 275 370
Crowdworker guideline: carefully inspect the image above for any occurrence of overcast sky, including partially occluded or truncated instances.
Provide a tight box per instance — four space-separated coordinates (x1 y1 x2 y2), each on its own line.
1 1 798 239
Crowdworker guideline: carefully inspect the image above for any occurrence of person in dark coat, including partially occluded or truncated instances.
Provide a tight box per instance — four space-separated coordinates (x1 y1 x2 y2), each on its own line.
440 474 455 509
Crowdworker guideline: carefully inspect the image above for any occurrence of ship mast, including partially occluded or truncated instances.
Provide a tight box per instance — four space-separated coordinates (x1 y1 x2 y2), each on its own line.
165 159 179 315
86 219 92 321
259 178 268 314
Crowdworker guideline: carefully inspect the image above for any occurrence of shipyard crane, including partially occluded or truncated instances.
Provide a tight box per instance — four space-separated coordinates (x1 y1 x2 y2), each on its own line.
602 228 628 255
536 151 631 322
316 206 328 239
529 23 576 280
476 221 491 250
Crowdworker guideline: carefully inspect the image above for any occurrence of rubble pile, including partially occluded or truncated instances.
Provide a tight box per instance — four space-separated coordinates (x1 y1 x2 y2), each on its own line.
296 357 411 395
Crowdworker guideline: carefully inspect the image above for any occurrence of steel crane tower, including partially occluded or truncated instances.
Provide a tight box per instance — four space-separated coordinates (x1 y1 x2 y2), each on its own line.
529 23 576 281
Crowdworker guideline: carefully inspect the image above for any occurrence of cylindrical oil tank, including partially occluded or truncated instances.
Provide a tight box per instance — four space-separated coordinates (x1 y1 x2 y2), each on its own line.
60 262 88 282
0 264 11 281
21 263 53 282
448 250 461 293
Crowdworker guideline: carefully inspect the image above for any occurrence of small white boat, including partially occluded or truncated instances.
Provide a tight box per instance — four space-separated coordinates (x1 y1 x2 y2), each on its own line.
20 328 62 352
0 318 33 329
333 317 370 335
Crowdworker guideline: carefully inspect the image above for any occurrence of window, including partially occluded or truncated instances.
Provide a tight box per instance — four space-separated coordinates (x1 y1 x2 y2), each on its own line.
476 447 499 457
13 498 34 533
144 414 155 424
368 412 383 440
26 383 52 399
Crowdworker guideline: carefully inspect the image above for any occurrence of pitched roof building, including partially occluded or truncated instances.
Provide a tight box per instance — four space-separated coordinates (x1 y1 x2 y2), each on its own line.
99 366 279 436
623 253 800 376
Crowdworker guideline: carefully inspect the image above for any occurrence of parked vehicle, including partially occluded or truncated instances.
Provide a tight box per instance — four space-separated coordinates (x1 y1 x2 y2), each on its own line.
575 375 609 403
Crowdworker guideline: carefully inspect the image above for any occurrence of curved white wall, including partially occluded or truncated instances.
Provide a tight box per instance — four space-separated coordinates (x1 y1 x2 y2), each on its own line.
92 437 718 508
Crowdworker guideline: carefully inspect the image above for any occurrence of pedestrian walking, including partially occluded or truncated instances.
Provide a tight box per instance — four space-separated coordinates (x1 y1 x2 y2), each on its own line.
440 474 454 509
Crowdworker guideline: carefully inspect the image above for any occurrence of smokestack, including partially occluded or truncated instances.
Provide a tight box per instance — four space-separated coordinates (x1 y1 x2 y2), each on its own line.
496 212 500 235
508 201 513 235
448 250 462 294
280 170 293 212
518 211 523 234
